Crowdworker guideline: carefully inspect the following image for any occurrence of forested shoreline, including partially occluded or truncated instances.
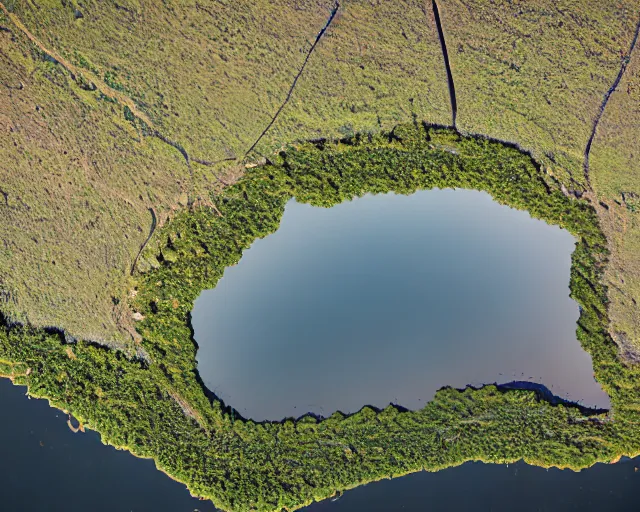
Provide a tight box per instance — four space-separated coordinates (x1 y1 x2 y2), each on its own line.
2 125 639 512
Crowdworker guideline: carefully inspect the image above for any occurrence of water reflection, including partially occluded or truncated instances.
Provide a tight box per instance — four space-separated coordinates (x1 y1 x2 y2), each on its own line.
193 189 608 420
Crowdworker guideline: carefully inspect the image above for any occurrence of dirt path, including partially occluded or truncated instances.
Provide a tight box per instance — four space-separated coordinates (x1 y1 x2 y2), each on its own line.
583 16 640 189
167 388 205 428
244 2 340 157
0 2 154 127
130 208 157 275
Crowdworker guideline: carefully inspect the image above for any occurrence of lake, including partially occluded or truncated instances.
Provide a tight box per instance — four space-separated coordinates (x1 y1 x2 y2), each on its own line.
1 374 638 512
304 457 640 512
192 189 609 421
0 379 212 512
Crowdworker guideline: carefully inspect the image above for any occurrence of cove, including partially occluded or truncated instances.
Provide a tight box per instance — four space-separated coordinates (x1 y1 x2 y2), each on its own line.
0 379 213 512
192 188 609 421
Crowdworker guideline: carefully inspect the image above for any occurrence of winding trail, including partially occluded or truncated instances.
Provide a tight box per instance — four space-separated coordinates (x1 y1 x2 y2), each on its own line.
130 208 157 276
152 132 190 166
583 16 640 189
0 1 154 127
192 157 236 167
244 2 340 157
431 0 457 127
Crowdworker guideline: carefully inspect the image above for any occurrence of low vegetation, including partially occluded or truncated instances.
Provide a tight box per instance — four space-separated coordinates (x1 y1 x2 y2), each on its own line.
439 0 639 188
0 0 452 343
589 39 640 360
0 4 197 344
2 125 640 511
1 0 638 353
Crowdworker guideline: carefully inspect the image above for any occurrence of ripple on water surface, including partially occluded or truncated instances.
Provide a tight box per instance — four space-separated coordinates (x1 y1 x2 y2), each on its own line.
192 189 610 421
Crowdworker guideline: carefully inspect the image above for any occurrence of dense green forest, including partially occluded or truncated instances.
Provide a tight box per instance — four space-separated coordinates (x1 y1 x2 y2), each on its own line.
1 125 639 511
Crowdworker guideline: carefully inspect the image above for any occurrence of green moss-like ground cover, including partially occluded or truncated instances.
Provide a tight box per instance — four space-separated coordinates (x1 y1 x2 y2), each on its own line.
2 124 640 511
2 0 639 358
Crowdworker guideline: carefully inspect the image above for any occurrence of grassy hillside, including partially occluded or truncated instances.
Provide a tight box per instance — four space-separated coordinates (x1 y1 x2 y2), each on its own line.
0 5 191 344
251 0 452 155
439 0 639 188
3 0 638 352
0 0 450 342
590 38 640 359
3 0 639 352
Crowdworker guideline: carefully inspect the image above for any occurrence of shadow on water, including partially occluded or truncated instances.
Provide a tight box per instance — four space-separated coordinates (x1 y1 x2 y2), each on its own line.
495 380 608 415
188 190 609 423
189 306 607 424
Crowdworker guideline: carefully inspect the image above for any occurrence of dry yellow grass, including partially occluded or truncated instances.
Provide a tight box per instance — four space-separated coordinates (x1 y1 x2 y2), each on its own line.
0 10 194 344
590 41 640 357
0 0 639 357
7 0 337 161
438 0 639 188
253 0 452 154
1 0 450 344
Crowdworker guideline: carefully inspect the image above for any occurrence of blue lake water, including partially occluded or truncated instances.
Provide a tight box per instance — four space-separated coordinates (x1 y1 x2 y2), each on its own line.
1 377 639 512
192 189 609 421
0 379 211 512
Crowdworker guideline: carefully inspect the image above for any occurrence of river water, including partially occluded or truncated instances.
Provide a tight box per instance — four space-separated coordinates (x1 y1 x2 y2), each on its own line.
192 189 609 421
